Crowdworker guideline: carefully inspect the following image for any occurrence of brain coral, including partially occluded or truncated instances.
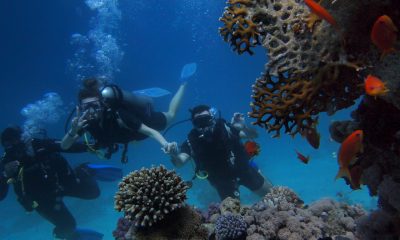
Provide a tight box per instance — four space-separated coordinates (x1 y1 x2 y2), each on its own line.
114 165 189 227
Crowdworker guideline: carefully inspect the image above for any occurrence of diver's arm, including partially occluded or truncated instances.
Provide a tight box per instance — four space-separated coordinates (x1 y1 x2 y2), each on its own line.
170 152 191 168
61 131 81 150
138 124 178 154
61 108 88 150
138 123 169 147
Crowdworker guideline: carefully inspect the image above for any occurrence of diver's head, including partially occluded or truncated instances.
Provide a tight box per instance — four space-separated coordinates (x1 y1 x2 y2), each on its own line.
78 77 102 101
1 126 23 150
190 105 216 129
1 126 27 162
78 78 104 121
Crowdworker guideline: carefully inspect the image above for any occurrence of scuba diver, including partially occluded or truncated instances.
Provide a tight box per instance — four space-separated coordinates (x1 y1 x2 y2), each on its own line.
0 126 122 240
167 105 273 200
61 78 185 161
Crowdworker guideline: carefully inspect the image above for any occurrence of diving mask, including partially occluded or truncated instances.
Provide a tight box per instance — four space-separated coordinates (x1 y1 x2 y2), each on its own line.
192 113 215 129
80 97 103 121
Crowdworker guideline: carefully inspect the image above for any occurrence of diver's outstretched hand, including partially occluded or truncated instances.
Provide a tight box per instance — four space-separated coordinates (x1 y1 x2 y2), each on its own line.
231 112 259 139
162 142 179 155
231 112 246 130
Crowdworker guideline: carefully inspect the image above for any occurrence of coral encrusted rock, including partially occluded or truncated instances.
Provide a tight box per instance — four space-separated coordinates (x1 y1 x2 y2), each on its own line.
215 214 248 240
114 165 189 227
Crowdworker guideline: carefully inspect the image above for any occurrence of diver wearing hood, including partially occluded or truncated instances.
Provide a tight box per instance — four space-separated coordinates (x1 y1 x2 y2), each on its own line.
0 126 105 240
167 105 273 200
61 78 185 161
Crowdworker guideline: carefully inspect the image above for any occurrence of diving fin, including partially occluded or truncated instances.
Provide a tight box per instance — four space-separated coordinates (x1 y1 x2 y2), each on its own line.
133 87 171 98
86 163 123 182
74 228 104 240
180 62 197 81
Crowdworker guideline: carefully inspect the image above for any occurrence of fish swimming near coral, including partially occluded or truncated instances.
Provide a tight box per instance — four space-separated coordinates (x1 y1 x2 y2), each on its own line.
364 75 389 98
301 127 320 149
295 150 310 164
371 15 398 59
304 0 338 29
336 130 364 184
244 140 260 158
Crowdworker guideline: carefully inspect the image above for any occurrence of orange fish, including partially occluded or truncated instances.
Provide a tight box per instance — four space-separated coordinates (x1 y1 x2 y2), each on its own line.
304 0 338 29
244 141 260 158
301 127 320 149
335 130 363 184
364 75 389 97
295 150 310 164
371 15 398 59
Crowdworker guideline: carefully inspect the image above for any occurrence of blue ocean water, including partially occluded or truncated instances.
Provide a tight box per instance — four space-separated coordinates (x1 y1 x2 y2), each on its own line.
0 0 377 239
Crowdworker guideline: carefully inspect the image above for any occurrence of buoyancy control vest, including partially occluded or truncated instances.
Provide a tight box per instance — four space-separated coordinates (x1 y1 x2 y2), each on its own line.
87 84 155 162
186 119 249 178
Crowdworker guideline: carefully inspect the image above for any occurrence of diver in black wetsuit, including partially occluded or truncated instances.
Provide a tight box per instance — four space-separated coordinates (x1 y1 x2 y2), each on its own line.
61 78 185 161
0 126 104 240
168 105 273 200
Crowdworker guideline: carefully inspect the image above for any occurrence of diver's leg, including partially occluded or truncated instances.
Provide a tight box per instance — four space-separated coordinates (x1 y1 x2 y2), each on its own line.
252 177 273 197
210 179 238 200
240 166 272 197
163 83 187 125
36 199 77 239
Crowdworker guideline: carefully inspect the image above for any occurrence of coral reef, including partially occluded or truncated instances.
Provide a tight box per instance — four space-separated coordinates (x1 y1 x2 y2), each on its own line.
219 0 342 75
203 186 365 240
329 96 400 239
131 205 208 240
219 0 261 55
114 165 189 227
215 214 247 240
220 0 399 140
112 218 132 240
250 64 362 137
356 209 400 240
220 0 400 238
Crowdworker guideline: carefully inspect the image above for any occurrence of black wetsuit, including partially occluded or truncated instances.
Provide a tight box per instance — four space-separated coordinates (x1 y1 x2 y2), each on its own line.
0 139 99 239
81 87 167 156
180 119 264 199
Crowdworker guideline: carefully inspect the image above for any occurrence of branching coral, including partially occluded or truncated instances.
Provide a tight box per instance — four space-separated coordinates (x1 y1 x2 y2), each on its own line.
250 63 363 137
114 165 189 227
219 0 261 55
219 0 342 75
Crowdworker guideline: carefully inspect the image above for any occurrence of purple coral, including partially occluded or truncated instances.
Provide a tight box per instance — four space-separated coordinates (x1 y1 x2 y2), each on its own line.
215 214 247 240
112 217 132 240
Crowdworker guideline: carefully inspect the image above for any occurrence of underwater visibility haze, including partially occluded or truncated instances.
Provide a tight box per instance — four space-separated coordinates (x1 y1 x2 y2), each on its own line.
1 0 400 239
